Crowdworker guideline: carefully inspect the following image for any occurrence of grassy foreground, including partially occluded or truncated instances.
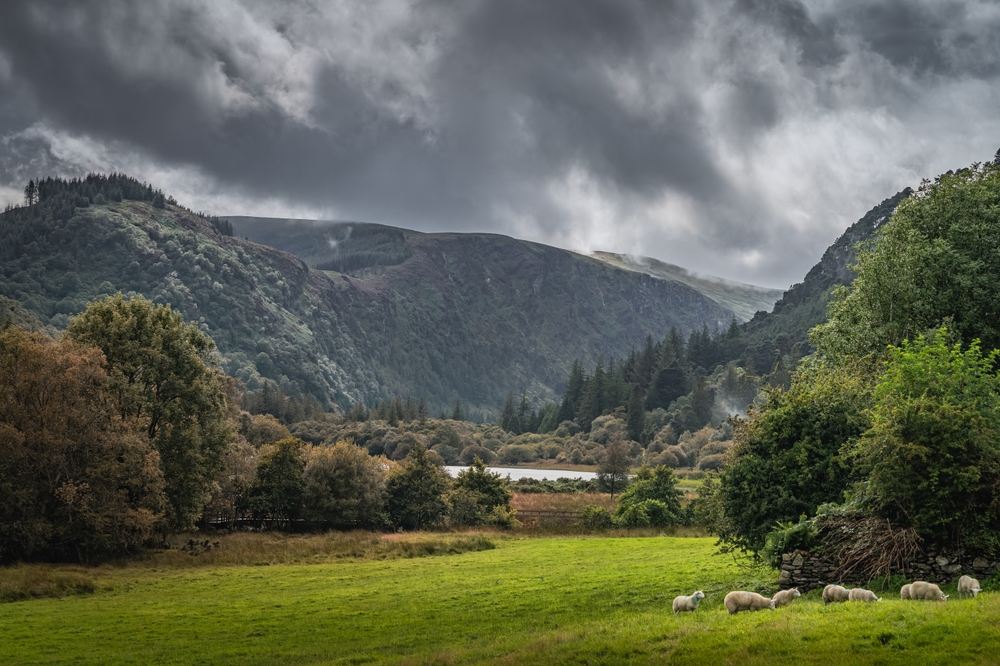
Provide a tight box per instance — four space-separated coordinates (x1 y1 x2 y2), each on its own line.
2 535 999 664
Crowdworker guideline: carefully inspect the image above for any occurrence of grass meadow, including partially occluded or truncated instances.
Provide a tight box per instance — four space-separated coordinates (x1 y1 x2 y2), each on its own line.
2 534 999 664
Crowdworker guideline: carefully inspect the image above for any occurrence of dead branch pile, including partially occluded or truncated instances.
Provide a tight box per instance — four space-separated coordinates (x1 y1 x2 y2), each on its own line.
816 513 923 582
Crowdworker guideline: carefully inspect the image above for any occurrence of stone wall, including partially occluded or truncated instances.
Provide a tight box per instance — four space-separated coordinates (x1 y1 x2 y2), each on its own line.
778 550 1000 592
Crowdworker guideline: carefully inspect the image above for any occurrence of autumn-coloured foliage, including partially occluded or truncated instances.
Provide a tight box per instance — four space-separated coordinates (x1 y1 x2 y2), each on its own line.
0 327 165 563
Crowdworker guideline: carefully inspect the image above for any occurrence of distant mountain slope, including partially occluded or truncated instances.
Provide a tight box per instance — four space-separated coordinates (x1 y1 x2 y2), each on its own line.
728 188 913 372
228 217 783 324
0 188 738 417
589 252 784 321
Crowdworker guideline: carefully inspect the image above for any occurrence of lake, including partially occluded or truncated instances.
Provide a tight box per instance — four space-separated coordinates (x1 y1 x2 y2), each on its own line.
445 465 597 481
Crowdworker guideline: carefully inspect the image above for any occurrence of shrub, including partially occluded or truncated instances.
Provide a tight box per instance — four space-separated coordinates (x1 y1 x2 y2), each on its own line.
448 458 513 527
580 505 613 530
614 465 682 526
613 503 650 528
459 444 496 465
697 454 725 472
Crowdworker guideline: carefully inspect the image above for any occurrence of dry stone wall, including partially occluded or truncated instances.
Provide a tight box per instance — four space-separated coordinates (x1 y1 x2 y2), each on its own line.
779 550 1000 591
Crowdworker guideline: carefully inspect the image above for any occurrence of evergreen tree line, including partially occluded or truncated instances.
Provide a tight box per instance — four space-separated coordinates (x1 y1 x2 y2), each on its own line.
498 325 761 442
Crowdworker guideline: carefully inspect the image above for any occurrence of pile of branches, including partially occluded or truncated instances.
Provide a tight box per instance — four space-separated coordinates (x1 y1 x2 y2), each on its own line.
815 512 923 582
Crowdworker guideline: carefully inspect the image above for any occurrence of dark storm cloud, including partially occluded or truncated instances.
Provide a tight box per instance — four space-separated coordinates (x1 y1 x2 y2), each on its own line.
2 0 1000 286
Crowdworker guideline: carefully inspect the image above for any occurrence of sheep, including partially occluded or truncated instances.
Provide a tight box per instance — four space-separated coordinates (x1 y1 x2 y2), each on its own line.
772 588 802 608
909 581 948 602
822 584 851 604
958 575 982 599
848 588 881 602
672 590 706 614
900 583 912 600
724 591 775 615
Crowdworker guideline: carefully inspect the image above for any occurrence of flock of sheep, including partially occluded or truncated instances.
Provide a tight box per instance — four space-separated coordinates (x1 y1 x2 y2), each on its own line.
672 575 983 615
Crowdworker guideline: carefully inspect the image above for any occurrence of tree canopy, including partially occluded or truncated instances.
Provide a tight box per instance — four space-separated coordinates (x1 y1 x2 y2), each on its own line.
66 293 233 530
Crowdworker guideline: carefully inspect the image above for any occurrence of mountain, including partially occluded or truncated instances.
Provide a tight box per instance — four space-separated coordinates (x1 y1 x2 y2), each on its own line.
588 252 784 321
0 175 743 418
717 188 913 374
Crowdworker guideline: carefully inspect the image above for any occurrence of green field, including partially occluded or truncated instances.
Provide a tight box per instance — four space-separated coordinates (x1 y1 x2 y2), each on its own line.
2 535 999 664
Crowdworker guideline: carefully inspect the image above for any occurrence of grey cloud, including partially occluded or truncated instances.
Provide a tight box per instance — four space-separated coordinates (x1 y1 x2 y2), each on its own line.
2 0 1000 287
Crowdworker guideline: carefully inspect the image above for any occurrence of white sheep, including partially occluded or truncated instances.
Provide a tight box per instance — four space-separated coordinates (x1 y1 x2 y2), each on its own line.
909 581 948 602
848 587 881 602
772 588 801 608
900 583 912 600
822 584 851 604
672 590 706 614
724 591 774 615
958 575 981 599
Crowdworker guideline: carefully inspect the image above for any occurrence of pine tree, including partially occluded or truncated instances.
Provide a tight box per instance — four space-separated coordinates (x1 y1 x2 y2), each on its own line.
557 360 585 424
577 358 606 431
23 179 37 206
499 392 518 433
626 385 645 443
451 397 464 421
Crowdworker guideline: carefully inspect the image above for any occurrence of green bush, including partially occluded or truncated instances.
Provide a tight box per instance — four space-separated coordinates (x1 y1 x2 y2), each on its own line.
579 505 613 530
613 502 650 528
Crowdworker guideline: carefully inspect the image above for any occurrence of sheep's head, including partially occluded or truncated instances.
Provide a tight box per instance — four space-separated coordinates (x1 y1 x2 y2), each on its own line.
768 600 775 610
942 593 949 602
693 590 705 601
972 588 981 597
791 588 801 598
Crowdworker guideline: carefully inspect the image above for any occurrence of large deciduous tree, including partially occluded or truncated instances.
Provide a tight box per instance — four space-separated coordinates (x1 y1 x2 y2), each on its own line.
386 446 450 529
302 439 389 529
597 432 632 498
66 293 234 530
717 360 871 554
813 162 1000 360
0 327 165 563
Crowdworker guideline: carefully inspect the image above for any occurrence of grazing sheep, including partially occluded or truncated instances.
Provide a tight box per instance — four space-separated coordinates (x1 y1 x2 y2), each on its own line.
909 581 948 602
900 584 912 600
772 588 802 608
848 588 881 602
958 575 981 599
673 590 706 614
724 591 775 615
822 584 851 605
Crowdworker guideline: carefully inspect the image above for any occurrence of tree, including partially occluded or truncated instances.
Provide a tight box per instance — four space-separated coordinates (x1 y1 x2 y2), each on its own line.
499 392 518 433
23 179 37 206
597 432 632 498
0 327 165 563
247 438 305 528
386 446 450 529
716 360 872 554
577 358 606 430
614 465 683 527
625 385 645 443
449 457 514 526
66 293 234 531
852 329 1000 554
302 439 389 529
557 360 585 424
813 162 1000 360
451 397 464 421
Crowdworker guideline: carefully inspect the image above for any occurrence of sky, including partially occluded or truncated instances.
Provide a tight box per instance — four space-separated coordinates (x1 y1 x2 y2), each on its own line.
2 0 1000 288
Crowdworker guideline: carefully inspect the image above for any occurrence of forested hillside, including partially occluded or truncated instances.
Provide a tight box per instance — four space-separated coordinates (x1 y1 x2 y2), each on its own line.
0 175 741 418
